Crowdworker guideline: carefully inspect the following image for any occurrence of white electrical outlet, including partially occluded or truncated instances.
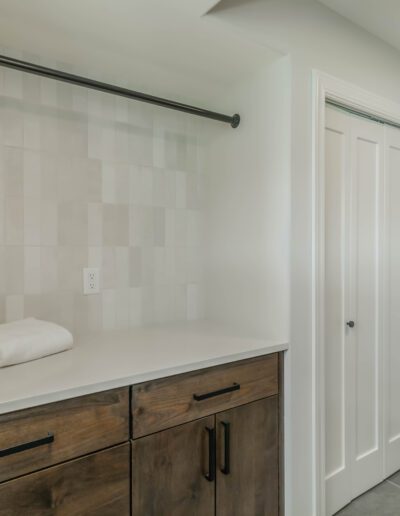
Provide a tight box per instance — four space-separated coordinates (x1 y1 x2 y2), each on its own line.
83 268 100 295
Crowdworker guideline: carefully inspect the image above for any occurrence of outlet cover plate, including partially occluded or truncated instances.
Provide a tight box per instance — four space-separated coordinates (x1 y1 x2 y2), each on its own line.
83 267 100 295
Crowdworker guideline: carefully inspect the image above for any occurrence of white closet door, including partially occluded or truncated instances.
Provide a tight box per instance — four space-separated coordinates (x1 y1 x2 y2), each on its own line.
324 107 353 516
349 116 384 498
384 126 400 476
324 107 384 515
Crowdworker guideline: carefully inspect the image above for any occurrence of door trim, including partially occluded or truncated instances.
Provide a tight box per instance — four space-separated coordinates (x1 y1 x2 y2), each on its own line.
312 71 400 516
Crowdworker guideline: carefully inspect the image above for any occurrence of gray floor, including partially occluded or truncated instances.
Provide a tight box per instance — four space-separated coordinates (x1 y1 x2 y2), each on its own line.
335 471 400 515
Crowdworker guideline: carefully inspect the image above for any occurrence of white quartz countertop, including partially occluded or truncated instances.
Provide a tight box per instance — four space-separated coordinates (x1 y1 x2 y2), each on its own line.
0 321 288 415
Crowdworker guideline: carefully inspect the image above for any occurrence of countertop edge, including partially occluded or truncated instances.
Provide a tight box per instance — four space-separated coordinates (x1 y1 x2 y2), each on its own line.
0 342 288 415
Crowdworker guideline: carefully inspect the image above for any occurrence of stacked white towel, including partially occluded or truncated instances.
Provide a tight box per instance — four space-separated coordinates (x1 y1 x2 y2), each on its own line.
0 318 74 368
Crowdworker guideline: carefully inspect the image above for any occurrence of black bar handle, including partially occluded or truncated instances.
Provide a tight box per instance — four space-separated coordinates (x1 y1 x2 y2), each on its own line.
193 383 240 402
0 432 54 458
205 427 216 482
221 421 231 475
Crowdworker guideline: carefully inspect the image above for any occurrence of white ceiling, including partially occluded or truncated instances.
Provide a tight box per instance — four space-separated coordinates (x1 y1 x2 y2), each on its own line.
318 0 400 52
0 0 279 104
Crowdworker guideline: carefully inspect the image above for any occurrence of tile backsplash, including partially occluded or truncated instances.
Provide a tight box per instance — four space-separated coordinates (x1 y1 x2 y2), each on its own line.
0 64 205 333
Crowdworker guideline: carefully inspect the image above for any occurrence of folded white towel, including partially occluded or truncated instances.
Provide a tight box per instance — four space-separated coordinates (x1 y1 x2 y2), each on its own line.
0 318 74 368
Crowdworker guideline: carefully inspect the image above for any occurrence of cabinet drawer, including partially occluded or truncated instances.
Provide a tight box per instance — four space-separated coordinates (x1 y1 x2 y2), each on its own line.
0 388 129 482
132 353 278 438
0 443 130 516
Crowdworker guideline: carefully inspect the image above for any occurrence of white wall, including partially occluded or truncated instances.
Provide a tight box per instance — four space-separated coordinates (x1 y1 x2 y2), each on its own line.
208 1 400 515
204 57 291 341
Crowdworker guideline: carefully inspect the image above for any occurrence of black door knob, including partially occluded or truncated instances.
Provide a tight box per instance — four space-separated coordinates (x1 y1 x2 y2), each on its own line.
346 321 355 328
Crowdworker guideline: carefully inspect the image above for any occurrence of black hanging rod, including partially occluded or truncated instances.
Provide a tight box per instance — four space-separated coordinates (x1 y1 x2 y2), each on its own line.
0 54 240 128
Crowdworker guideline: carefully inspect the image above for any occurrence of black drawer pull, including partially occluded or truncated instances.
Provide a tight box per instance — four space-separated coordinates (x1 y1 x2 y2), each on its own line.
205 427 216 482
193 383 240 401
0 432 54 458
221 421 231 475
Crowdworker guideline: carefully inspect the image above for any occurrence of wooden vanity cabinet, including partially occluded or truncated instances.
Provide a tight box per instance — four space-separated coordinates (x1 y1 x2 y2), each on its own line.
0 352 283 516
131 353 282 516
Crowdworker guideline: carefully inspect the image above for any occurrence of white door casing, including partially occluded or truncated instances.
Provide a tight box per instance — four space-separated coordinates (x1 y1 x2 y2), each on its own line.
313 71 400 516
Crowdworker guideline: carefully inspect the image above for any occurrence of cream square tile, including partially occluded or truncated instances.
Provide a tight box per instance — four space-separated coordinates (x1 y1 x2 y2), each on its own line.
102 246 116 289
103 204 128 246
4 147 23 197
187 283 202 321
0 199 4 244
154 285 172 323
88 246 102 268
175 170 186 208
5 197 24 245
129 127 153 166
6 295 24 322
40 114 59 153
57 247 78 291
129 247 142 287
24 151 41 197
129 205 144 246
0 296 5 324
0 246 4 294
141 247 155 286
153 168 166 207
116 247 129 288
115 288 130 329
41 246 58 293
40 154 58 200
164 169 176 208
41 200 58 245
87 159 102 202
24 246 41 294
102 162 115 203
129 287 142 326
154 207 165 247
141 286 155 324
40 77 57 107
88 203 103 246
174 285 187 321
5 246 24 294
113 126 130 163
154 247 166 285
114 163 130 204
1 106 23 147
88 122 103 160
23 112 41 150
153 128 165 169
115 98 129 123
3 69 22 99
174 209 187 246
23 294 43 320
102 289 116 330
58 201 88 245
165 209 175 247
23 74 41 104
24 198 41 246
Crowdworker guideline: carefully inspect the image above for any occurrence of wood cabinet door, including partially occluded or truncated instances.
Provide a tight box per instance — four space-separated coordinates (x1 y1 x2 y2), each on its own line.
132 415 215 516
216 396 279 516
0 443 130 516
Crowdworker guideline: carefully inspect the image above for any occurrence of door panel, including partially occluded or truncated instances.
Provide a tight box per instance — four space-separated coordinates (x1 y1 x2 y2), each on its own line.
350 117 384 498
131 416 215 516
216 397 279 516
324 107 385 515
324 107 353 515
384 127 400 475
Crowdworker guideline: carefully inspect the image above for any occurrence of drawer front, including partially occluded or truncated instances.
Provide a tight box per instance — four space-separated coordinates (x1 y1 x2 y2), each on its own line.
132 353 279 438
0 388 129 482
0 443 130 516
